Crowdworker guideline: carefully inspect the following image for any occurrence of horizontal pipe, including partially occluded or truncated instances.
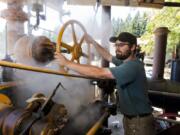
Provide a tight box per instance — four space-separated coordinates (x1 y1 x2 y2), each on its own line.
86 112 109 135
2 61 180 94
164 2 180 7
147 79 180 94
0 60 101 80
148 90 180 98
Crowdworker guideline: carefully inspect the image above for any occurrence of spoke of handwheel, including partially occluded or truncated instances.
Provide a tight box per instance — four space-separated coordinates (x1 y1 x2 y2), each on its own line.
81 52 88 58
87 43 91 64
61 42 73 52
71 23 77 44
79 35 85 46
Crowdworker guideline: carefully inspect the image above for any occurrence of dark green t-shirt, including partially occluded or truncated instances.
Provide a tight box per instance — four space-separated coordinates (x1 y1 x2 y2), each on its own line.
110 57 152 115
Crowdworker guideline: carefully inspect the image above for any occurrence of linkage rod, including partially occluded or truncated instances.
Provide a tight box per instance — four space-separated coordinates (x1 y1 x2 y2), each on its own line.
0 60 102 80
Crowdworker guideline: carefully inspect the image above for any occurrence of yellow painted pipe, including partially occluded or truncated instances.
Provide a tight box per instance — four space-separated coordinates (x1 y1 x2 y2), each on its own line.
0 81 22 90
86 112 109 135
0 60 99 80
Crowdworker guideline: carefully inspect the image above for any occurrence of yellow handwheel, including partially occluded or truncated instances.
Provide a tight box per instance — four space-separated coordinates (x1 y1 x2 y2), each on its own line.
56 20 91 72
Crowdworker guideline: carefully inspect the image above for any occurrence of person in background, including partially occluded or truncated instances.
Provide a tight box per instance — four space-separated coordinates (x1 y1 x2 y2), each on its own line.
55 32 155 135
135 45 145 62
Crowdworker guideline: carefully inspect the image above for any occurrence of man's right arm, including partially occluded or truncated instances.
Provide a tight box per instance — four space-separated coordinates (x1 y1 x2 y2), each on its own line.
85 34 113 62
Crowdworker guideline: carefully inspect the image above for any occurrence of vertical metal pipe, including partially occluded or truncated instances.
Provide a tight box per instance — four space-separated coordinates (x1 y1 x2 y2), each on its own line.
101 6 111 67
0 1 28 55
100 6 111 104
152 27 170 80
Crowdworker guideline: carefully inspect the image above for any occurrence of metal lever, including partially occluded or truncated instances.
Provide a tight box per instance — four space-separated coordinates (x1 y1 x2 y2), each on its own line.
20 82 64 135
37 82 61 116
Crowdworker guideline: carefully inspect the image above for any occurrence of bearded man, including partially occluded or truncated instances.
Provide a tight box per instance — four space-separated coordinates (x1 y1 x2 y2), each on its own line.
55 32 156 135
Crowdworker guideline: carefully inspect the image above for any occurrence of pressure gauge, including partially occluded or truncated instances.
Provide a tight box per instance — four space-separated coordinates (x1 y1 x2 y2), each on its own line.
30 0 44 12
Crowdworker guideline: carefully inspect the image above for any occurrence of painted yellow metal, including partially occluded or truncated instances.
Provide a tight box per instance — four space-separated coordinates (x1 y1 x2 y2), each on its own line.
0 81 20 90
61 42 74 52
86 112 109 135
0 102 11 112
0 82 15 110
56 20 86 53
0 94 12 105
0 60 100 80
56 20 90 71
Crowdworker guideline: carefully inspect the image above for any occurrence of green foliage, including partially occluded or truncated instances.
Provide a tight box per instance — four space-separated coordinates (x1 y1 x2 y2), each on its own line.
112 11 148 37
141 7 180 58
112 5 179 59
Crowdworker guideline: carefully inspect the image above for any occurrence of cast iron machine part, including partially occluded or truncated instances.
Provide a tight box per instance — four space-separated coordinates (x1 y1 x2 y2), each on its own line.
31 36 56 64
0 81 24 110
90 79 117 103
86 102 117 135
60 100 116 135
0 20 94 79
1 55 14 82
0 105 14 134
96 79 116 102
13 20 91 72
19 82 63 135
0 82 68 135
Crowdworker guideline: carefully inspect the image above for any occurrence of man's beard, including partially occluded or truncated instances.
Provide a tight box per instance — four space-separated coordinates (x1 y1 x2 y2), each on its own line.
116 49 131 60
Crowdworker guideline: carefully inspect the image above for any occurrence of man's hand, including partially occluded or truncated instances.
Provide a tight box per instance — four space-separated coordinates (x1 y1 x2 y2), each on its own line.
85 33 113 62
54 52 69 66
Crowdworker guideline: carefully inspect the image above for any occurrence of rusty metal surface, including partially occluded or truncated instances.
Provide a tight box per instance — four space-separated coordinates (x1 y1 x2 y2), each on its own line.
31 36 55 64
152 27 170 80
14 36 55 65
20 83 68 135
29 104 68 135
0 96 110 135
0 93 68 135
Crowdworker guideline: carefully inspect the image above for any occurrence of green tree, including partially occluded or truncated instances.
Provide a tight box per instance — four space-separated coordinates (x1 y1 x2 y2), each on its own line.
112 11 148 37
141 6 180 58
132 12 148 37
